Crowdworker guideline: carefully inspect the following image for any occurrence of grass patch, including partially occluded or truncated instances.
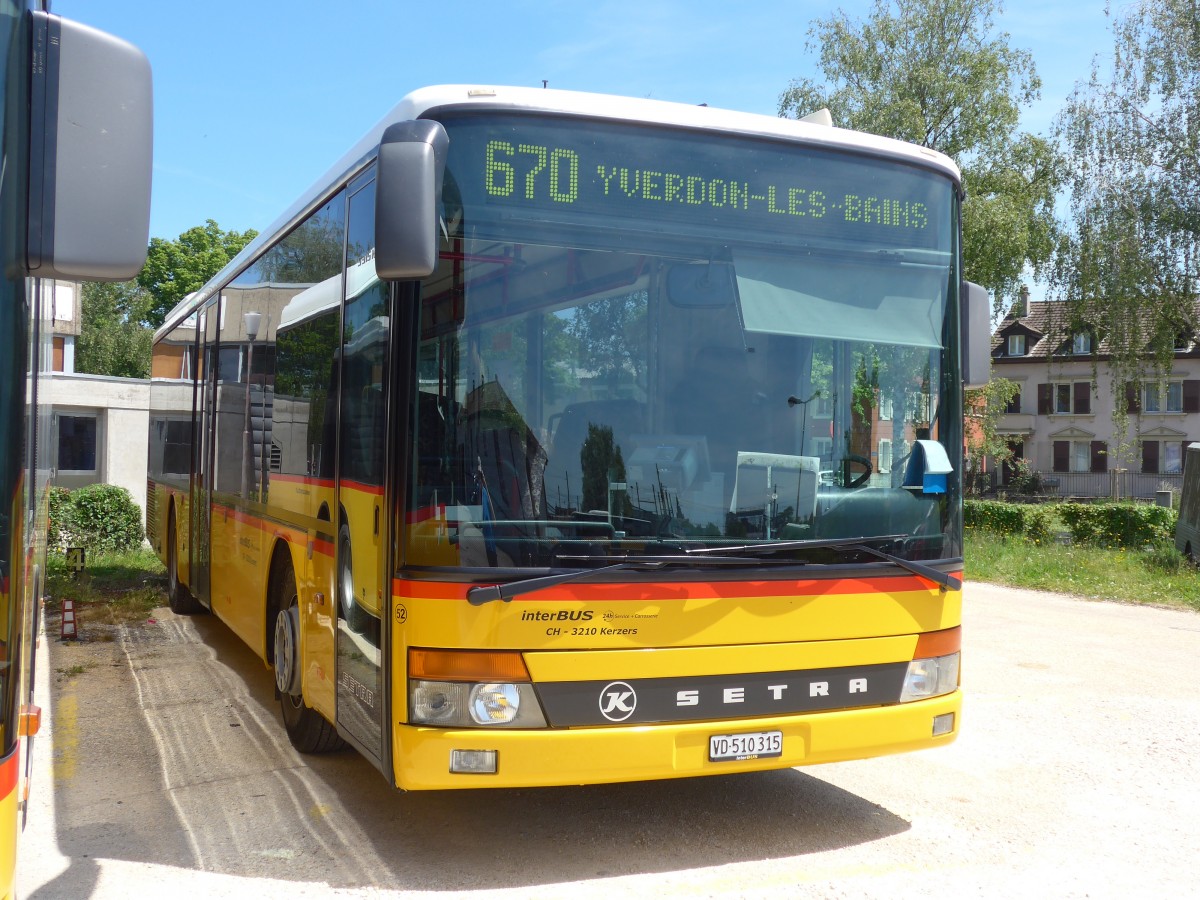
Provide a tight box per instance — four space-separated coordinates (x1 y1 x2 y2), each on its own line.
965 528 1200 612
55 662 96 679
46 546 167 626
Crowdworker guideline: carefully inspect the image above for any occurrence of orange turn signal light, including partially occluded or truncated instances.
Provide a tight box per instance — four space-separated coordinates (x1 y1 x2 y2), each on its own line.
19 704 41 737
409 648 530 682
913 626 961 659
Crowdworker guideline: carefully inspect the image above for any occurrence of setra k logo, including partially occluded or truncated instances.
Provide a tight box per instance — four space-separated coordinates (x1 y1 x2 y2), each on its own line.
598 681 637 722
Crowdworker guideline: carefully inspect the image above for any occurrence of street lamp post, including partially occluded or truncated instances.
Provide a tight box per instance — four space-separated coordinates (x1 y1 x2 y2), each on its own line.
787 389 821 456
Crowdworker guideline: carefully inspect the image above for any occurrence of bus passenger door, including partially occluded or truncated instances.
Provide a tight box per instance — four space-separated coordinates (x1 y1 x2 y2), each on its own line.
335 174 388 764
189 300 219 608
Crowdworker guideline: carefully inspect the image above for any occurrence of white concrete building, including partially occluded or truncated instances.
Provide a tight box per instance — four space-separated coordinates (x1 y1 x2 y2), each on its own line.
49 281 151 515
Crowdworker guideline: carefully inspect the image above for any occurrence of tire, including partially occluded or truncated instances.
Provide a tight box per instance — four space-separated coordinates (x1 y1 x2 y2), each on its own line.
166 510 205 615
273 556 345 753
338 521 371 634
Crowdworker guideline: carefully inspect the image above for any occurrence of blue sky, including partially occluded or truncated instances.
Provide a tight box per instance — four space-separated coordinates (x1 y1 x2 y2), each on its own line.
54 0 1114 243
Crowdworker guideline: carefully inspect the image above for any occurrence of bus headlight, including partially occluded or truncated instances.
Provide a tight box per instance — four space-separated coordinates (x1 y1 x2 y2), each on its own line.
409 680 547 727
899 652 960 702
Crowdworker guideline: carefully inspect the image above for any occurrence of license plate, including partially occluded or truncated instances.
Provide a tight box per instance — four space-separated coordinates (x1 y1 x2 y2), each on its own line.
709 730 783 762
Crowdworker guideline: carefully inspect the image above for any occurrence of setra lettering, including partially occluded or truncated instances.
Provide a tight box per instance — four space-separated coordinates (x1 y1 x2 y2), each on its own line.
674 677 869 706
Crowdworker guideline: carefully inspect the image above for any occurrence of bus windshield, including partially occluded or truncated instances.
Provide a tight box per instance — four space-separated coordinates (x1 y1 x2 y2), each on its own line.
404 113 960 570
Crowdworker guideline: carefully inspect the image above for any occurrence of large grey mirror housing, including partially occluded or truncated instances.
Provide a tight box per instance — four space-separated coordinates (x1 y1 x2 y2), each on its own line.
374 120 448 280
962 281 991 390
26 12 153 281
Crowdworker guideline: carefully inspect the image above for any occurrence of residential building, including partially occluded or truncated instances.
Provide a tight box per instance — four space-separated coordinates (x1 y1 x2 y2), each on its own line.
990 295 1197 499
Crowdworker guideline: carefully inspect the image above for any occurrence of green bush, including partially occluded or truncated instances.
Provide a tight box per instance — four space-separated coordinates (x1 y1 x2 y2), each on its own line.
1057 502 1175 549
54 484 145 553
964 499 1051 542
47 486 72 549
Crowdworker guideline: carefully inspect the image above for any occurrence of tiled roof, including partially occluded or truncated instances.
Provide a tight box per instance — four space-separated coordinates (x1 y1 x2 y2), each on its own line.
992 300 1200 362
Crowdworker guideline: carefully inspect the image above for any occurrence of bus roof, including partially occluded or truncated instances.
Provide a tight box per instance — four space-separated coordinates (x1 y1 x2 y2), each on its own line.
157 84 962 339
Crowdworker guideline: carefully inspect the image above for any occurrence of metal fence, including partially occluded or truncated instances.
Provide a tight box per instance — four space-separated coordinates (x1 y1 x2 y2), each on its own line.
986 470 1182 502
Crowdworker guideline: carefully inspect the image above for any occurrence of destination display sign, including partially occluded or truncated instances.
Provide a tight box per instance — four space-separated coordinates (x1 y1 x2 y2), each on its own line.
437 112 953 250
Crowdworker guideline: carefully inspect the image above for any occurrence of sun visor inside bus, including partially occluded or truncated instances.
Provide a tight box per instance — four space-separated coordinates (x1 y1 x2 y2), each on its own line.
375 120 449 280
25 12 152 281
732 253 945 349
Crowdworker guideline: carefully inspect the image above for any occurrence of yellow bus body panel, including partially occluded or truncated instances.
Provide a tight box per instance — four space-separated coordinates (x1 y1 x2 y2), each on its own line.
210 503 267 653
0 747 17 900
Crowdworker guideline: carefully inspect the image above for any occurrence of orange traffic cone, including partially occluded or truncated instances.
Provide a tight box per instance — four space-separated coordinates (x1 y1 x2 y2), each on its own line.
60 598 77 640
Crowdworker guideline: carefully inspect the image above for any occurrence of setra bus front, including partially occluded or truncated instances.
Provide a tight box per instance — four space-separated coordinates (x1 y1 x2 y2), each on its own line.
362 93 972 789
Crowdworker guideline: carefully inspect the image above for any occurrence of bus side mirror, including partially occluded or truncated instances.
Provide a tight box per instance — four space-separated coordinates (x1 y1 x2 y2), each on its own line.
26 12 153 281
962 281 991 390
375 120 448 280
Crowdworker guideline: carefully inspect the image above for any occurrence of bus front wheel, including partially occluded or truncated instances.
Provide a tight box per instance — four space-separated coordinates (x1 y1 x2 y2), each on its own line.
272 557 344 754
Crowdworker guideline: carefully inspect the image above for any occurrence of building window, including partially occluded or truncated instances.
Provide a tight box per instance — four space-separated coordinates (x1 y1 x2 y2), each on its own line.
1165 441 1183 473
1041 382 1091 415
1072 441 1090 472
1007 334 1026 356
878 393 893 421
57 414 98 473
1072 333 1092 354
1053 439 1106 473
878 438 892 474
1005 388 1021 414
1143 440 1185 474
811 437 833 464
1055 384 1072 413
1144 381 1184 413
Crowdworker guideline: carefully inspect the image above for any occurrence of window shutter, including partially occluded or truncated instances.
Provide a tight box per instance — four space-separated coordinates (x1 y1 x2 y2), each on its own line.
1073 382 1091 414
1142 441 1159 474
1091 441 1107 473
1184 381 1200 413
1125 382 1141 414
1038 384 1052 415
1053 440 1069 472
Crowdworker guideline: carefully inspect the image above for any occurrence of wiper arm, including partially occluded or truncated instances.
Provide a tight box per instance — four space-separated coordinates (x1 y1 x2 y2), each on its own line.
466 554 783 605
685 534 962 592
851 543 961 592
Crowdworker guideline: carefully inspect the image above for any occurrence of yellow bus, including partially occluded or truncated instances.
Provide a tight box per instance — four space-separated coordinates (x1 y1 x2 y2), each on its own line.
0 4 151 895
148 85 990 789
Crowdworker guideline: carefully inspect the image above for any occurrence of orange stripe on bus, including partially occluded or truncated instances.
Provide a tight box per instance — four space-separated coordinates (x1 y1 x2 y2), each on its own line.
392 572 960 602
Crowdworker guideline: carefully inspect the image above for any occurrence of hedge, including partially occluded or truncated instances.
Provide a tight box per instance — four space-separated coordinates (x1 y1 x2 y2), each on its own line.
1057 502 1174 549
49 483 144 553
964 499 1052 543
966 498 1176 550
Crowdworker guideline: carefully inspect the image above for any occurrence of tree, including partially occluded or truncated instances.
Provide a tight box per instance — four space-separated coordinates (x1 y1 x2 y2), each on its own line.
779 0 1061 313
1054 0 1199 422
138 219 257 328
76 281 154 378
964 376 1020 493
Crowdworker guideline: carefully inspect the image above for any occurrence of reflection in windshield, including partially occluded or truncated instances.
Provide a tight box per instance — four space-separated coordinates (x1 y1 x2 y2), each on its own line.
404 239 959 569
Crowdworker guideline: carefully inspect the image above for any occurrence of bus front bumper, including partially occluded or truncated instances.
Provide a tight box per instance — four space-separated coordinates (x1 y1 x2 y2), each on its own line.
392 690 960 790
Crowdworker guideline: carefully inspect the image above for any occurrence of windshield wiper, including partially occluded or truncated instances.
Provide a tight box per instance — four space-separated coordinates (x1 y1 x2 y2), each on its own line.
466 554 792 605
684 535 962 592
